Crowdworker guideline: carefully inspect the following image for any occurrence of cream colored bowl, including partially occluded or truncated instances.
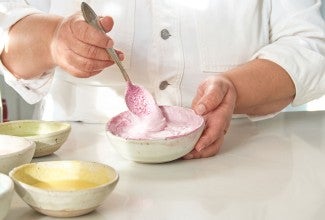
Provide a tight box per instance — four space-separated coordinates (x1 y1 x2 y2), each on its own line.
9 160 119 218
106 106 205 163
0 173 14 220
0 134 36 174
0 120 71 157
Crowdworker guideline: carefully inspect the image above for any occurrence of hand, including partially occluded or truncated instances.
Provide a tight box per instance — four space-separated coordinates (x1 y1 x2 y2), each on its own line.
183 75 237 159
50 12 123 78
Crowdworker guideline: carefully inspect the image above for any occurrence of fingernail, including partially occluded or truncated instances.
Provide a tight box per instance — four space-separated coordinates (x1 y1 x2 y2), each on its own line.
183 154 193 160
118 53 124 60
195 104 206 115
196 145 205 152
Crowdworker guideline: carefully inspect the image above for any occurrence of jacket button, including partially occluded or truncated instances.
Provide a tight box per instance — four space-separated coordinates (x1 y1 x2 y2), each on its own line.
159 81 169 90
160 29 171 40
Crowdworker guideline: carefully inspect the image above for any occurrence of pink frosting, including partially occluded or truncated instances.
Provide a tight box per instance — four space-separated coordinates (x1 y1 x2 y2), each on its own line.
107 106 204 140
125 82 152 116
124 82 166 132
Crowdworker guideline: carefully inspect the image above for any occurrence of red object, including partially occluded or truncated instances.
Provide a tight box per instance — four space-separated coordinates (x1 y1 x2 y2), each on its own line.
2 98 8 122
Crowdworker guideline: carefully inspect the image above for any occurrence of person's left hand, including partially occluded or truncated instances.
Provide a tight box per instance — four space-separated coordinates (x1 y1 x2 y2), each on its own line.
183 75 237 159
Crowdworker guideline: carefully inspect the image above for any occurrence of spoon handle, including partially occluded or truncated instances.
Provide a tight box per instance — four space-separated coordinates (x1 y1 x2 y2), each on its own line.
81 2 131 82
106 48 130 82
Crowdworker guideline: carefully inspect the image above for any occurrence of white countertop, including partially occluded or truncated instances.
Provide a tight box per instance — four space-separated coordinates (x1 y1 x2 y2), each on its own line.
6 111 325 220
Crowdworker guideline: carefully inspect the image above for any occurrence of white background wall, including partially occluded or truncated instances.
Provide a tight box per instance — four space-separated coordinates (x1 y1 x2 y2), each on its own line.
0 1 325 120
322 0 325 17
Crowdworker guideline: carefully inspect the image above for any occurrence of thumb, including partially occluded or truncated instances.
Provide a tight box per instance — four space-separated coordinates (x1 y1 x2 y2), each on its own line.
99 16 114 33
193 80 228 115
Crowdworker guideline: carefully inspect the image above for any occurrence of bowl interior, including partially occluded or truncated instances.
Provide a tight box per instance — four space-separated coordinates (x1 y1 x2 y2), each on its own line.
0 134 35 156
10 161 118 191
0 120 70 137
107 105 204 140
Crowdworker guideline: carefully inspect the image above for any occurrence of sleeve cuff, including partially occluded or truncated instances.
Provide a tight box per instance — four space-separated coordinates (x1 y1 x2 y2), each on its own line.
252 38 325 107
0 59 54 104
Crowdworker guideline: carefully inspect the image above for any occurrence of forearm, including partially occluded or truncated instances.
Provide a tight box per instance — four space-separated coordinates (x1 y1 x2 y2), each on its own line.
1 13 63 79
225 59 296 115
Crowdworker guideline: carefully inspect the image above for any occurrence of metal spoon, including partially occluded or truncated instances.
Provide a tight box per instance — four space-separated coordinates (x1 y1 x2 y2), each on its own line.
81 1 130 82
81 2 165 123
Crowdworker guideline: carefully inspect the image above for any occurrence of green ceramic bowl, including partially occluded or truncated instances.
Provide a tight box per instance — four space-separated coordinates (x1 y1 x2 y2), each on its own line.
0 120 71 157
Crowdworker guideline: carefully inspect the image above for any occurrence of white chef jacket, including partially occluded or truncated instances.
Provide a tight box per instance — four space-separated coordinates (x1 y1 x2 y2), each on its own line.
0 0 325 123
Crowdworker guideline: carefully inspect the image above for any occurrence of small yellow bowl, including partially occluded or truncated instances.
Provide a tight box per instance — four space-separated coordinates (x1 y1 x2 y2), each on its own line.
0 120 71 157
9 160 119 218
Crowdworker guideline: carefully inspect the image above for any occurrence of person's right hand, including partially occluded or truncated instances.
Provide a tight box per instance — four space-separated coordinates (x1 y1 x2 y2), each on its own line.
50 12 124 78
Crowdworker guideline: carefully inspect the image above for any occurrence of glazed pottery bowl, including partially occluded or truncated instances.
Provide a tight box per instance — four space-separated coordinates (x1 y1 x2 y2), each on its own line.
0 134 35 174
9 160 119 218
0 120 71 157
106 106 204 163
0 173 14 220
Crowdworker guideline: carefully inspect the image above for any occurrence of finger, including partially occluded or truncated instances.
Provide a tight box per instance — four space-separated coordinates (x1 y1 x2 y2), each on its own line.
194 114 225 152
195 92 235 151
191 81 205 108
195 80 228 115
99 16 114 32
183 137 223 160
115 49 125 61
69 39 114 61
193 137 223 159
64 52 114 76
71 19 112 49
62 64 102 78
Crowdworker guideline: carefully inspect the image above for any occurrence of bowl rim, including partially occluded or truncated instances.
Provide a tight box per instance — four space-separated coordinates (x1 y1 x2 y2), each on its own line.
0 120 71 138
0 173 14 196
0 134 36 158
106 122 204 142
9 160 119 193
106 105 205 141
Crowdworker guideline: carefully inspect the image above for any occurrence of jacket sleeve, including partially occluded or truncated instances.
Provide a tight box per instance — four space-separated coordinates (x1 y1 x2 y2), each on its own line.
0 0 53 104
253 0 325 106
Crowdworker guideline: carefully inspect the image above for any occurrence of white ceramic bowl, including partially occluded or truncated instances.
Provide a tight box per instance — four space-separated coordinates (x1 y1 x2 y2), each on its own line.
0 134 36 174
0 120 71 157
106 106 204 163
0 173 14 220
9 160 119 218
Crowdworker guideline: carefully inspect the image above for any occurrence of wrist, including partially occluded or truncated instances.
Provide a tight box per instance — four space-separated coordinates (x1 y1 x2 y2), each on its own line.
48 16 64 69
220 74 238 110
